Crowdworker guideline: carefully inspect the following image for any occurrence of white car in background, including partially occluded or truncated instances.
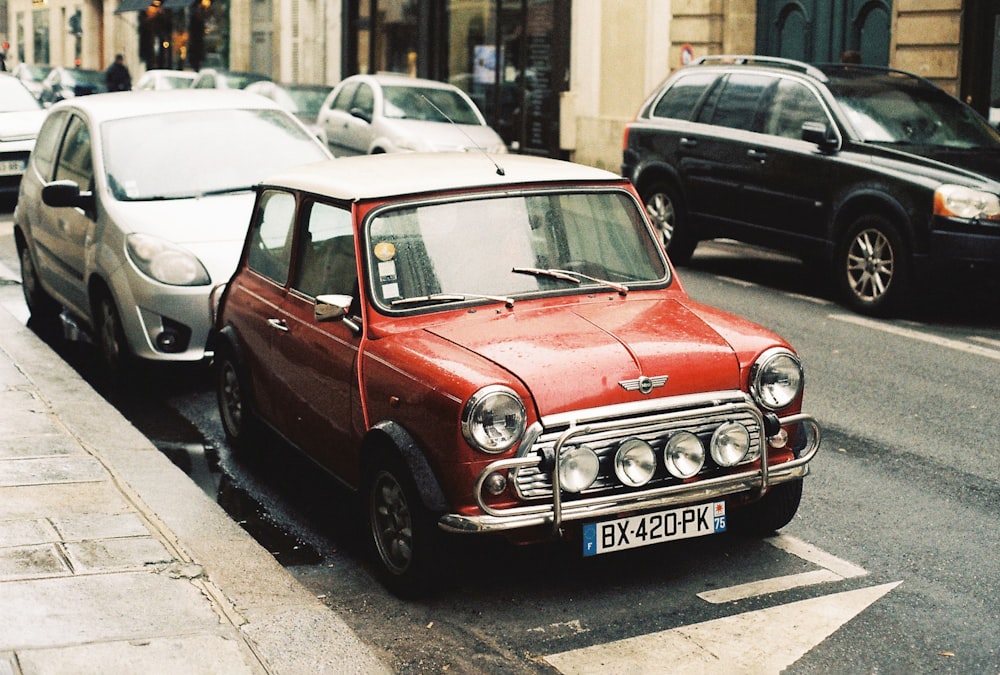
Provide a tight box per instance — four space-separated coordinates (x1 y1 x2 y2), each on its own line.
317 73 506 156
0 73 47 199
13 90 332 373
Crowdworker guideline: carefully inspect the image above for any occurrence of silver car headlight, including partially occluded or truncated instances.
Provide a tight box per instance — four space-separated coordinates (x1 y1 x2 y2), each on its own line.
750 348 803 411
126 233 211 286
934 184 1000 221
461 385 526 453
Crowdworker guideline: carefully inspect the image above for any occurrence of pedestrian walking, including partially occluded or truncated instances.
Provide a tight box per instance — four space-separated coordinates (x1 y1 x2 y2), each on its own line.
105 54 131 91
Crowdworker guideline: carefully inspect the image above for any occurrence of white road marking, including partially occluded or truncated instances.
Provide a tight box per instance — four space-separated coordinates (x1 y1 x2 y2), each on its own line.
831 314 1000 360
544 581 902 674
971 335 1000 349
698 534 867 604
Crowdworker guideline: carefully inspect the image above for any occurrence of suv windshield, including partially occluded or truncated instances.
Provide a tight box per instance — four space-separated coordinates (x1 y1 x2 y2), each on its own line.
367 190 668 309
102 109 328 201
827 71 1000 149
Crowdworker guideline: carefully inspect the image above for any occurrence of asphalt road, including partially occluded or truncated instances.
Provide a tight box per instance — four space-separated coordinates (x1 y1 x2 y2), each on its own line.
2 202 998 673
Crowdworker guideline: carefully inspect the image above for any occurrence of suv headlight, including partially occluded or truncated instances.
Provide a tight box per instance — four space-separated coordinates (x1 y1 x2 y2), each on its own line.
126 233 211 286
934 184 1000 221
461 385 526 453
750 348 803 411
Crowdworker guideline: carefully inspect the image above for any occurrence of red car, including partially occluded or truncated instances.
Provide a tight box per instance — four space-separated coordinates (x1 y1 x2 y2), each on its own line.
212 153 821 596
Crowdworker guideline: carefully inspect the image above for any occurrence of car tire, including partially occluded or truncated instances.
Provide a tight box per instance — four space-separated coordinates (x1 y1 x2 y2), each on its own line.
729 479 803 536
365 448 441 597
94 292 132 376
216 346 260 453
640 180 697 266
18 243 60 327
835 215 909 316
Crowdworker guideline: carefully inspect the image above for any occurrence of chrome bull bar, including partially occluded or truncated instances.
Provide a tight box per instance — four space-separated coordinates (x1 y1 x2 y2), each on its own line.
438 413 821 535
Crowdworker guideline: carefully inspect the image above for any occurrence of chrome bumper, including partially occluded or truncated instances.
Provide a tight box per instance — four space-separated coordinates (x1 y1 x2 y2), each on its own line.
438 413 820 535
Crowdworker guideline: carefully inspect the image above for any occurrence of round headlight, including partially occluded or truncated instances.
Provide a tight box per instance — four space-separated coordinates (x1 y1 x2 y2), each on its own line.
558 445 600 493
614 438 656 487
750 348 803 411
461 385 526 453
126 233 211 286
711 422 751 467
664 431 705 479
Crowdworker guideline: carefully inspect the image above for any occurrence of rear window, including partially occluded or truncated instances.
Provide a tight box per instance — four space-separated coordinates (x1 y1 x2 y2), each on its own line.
651 72 716 120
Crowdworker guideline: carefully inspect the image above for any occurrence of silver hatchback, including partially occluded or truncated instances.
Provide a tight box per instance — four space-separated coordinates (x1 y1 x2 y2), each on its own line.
14 89 331 372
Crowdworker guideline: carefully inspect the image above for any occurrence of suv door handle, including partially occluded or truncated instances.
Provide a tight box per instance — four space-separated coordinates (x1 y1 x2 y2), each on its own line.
679 137 698 149
267 318 289 332
747 149 768 162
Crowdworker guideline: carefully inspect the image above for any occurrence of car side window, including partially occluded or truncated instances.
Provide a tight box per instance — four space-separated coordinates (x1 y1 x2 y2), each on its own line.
332 82 359 112
31 110 69 181
651 72 717 120
294 201 356 298
54 115 94 190
698 73 776 132
353 83 374 117
762 79 829 139
247 190 297 285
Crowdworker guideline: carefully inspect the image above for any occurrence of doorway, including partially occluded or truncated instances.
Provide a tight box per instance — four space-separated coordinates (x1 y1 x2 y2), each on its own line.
756 0 892 65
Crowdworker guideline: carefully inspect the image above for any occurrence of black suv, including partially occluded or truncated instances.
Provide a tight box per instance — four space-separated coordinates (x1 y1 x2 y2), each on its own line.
622 55 1000 316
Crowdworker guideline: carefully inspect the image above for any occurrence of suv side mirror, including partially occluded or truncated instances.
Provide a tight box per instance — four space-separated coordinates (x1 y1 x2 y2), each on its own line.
801 121 839 152
42 180 96 215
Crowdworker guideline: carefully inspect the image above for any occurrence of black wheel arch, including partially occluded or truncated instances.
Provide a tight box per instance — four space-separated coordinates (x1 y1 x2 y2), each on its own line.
363 421 449 513
829 187 922 256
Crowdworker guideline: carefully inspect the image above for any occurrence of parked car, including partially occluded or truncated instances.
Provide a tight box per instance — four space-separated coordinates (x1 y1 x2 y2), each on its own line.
0 73 47 198
38 66 108 106
192 68 269 90
13 90 332 373
244 80 331 144
316 73 507 156
622 55 1000 316
134 69 197 91
10 63 53 101
212 152 821 596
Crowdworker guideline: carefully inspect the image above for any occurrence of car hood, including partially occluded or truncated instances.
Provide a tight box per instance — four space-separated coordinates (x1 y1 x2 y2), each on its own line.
425 298 742 416
916 147 1000 183
865 143 1000 186
376 118 504 152
0 109 47 141
105 192 256 285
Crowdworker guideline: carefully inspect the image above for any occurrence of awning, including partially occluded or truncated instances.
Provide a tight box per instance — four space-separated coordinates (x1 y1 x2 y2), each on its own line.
114 0 152 13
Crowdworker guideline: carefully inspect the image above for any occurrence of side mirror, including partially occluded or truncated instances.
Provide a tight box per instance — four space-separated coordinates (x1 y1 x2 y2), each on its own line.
315 294 361 333
349 107 372 124
801 121 839 152
42 180 96 214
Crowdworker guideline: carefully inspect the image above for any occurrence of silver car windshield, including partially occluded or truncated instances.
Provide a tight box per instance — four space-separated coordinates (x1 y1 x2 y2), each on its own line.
382 86 482 125
101 109 329 201
367 190 669 310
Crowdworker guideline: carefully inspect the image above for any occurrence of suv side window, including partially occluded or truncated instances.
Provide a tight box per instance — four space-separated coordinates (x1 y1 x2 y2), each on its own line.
54 115 94 190
247 190 297 285
698 73 776 131
762 79 829 139
652 72 717 120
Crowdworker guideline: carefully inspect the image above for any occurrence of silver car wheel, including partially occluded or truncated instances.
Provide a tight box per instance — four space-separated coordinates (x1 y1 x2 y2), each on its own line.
845 227 894 304
645 190 676 248
96 294 128 373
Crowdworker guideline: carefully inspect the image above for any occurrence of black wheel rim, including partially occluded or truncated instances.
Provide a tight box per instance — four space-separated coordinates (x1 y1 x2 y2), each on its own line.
98 297 124 369
370 470 414 575
219 359 243 436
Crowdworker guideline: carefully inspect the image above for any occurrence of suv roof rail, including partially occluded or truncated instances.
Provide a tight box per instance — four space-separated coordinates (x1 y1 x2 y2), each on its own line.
690 55 829 82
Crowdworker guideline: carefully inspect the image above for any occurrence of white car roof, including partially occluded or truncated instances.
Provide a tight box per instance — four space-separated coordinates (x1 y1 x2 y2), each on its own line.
47 89 282 123
261 153 624 201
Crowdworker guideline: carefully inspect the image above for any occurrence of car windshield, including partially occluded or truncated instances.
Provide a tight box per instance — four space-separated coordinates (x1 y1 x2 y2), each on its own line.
69 69 106 87
283 86 329 117
828 73 1000 149
102 109 329 201
0 78 42 111
382 85 482 125
367 190 668 309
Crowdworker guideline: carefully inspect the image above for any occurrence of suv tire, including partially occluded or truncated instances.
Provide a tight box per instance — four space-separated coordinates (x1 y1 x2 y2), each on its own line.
836 214 909 317
640 180 697 265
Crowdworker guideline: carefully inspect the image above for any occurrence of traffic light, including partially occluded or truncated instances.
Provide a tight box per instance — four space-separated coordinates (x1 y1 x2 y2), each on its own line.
68 10 82 36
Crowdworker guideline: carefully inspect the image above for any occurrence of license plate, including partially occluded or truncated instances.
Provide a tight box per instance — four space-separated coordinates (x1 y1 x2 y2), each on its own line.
0 159 26 176
582 501 726 556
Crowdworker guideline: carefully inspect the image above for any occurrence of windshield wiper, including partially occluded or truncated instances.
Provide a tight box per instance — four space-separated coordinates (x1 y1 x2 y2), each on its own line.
199 186 256 197
512 266 628 295
391 292 515 309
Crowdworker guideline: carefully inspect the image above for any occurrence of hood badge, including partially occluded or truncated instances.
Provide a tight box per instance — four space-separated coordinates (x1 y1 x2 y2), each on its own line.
619 375 668 395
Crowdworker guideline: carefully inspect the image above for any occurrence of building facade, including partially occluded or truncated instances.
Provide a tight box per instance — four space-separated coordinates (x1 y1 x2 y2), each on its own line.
3 0 996 171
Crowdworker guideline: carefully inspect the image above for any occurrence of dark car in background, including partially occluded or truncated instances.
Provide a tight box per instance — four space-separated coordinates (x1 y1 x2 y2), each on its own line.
11 63 53 101
38 66 108 106
622 55 1000 316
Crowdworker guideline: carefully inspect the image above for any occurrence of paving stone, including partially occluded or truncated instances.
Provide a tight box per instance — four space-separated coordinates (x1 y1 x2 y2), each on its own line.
63 537 173 573
0 456 107 487
0 483 129 520
0 518 59 547
51 512 150 541
0 544 71 581
0 434 83 460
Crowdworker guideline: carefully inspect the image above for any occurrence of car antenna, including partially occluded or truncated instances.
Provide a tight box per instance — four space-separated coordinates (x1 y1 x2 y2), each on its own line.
419 94 506 176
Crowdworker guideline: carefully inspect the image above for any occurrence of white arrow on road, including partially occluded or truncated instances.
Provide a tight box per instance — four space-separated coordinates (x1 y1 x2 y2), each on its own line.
544 581 901 674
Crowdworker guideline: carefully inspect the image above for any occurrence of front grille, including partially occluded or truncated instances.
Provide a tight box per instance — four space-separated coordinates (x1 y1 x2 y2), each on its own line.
513 393 763 500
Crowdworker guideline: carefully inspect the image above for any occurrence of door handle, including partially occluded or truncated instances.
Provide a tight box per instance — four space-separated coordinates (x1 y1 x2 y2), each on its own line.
747 149 768 162
679 137 698 149
266 318 289 332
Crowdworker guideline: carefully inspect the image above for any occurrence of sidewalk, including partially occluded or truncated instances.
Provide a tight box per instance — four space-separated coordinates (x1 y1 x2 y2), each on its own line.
0 268 389 673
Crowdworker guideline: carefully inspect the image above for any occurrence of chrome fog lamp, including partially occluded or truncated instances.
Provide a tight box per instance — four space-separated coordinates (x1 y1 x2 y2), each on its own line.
710 422 751 467
751 348 803 411
558 445 600 493
664 432 705 479
614 438 656 487
462 385 526 453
